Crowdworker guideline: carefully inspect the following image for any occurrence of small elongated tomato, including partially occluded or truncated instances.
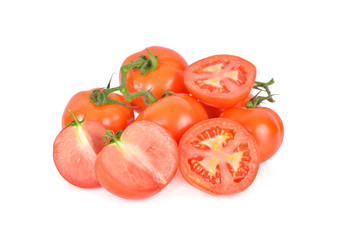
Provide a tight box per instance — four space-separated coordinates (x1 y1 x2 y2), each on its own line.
121 46 188 110
202 94 256 118
62 89 134 132
136 94 208 143
179 118 259 195
95 121 178 199
53 117 106 188
220 107 284 163
184 55 256 109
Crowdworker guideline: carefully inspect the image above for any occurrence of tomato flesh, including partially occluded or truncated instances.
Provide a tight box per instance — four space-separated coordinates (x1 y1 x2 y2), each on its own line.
184 55 256 109
53 121 106 188
179 118 259 195
95 120 178 199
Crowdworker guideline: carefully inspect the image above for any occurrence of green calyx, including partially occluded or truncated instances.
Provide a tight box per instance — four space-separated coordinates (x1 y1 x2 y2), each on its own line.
103 130 123 146
66 109 85 127
246 78 277 108
89 49 159 108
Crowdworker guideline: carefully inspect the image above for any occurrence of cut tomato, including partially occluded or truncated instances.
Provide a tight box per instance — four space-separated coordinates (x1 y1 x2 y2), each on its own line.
184 55 256 109
178 118 259 195
95 120 178 199
53 117 106 188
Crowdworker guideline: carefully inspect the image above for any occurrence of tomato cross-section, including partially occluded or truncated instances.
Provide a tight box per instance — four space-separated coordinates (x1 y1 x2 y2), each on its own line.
179 118 259 195
184 55 256 109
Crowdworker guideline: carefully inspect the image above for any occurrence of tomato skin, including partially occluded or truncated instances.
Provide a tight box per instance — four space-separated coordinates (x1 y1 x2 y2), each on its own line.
202 94 256 118
136 93 208 143
184 55 256 109
62 89 134 132
179 118 260 195
121 46 188 111
53 120 106 188
95 120 178 199
220 107 284 163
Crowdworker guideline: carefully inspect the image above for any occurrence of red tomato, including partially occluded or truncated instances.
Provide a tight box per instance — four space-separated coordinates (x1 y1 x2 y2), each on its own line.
53 118 106 188
62 89 134 132
121 46 188 110
179 118 260 195
202 94 256 118
220 107 284 163
184 55 256 109
136 93 208 143
95 121 178 199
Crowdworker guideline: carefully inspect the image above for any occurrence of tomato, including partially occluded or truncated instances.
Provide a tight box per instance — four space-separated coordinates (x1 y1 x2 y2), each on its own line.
179 118 260 195
220 107 284 163
184 55 256 109
121 46 188 110
202 94 256 118
136 93 208 143
62 89 134 132
53 115 106 188
95 121 178 199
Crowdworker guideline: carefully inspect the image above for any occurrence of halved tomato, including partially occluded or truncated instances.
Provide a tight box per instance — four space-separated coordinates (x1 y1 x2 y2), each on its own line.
178 118 259 195
184 55 256 109
53 114 106 188
95 120 178 199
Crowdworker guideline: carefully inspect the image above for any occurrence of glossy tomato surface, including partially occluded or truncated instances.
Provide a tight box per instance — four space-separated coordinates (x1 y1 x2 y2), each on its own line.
202 94 256 118
184 55 256 109
53 120 106 188
136 93 208 142
179 118 259 195
62 89 134 132
95 121 178 199
121 46 188 110
220 107 284 163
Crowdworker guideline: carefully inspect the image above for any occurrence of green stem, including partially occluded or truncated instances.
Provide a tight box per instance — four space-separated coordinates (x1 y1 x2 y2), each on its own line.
62 109 85 131
246 78 277 108
253 78 275 103
90 49 159 107
103 130 123 149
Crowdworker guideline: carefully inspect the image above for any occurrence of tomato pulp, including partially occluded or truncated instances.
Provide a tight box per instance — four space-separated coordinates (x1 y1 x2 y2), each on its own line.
53 119 106 188
220 107 284 163
95 121 178 199
184 55 256 109
179 118 259 195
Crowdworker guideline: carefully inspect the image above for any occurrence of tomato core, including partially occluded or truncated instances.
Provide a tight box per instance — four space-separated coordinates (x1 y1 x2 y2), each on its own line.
193 62 247 94
188 126 252 184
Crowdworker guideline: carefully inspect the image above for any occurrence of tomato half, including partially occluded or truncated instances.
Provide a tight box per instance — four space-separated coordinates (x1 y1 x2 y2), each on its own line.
136 93 208 143
179 118 259 195
95 121 178 199
184 55 256 109
121 46 188 110
53 119 106 188
62 89 134 132
220 107 284 163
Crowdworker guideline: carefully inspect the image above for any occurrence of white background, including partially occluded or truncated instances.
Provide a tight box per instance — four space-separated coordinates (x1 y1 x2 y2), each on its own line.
1 0 339 239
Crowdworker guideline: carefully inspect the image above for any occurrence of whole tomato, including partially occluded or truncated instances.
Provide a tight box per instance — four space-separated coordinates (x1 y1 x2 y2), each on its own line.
136 93 208 143
62 89 134 132
120 46 188 111
220 107 284 163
